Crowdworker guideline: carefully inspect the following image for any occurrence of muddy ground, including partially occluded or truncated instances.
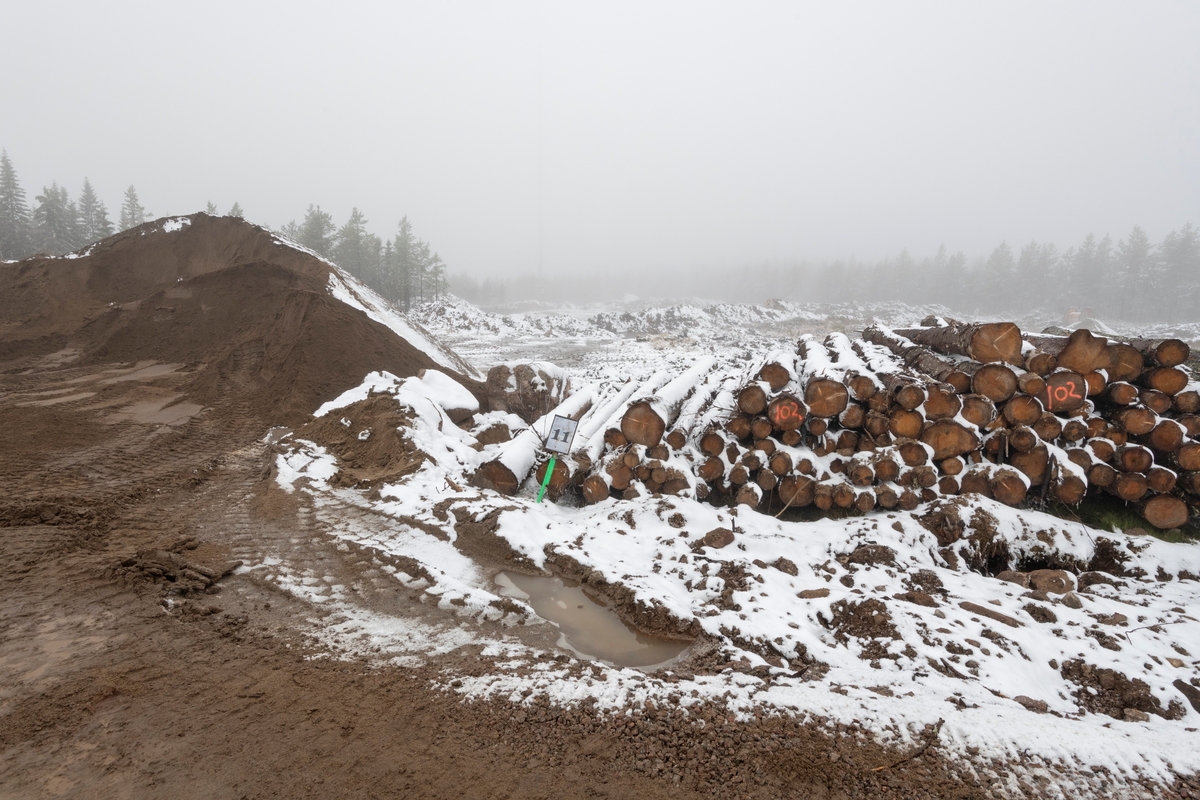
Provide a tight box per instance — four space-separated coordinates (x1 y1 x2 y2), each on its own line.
0 352 1042 800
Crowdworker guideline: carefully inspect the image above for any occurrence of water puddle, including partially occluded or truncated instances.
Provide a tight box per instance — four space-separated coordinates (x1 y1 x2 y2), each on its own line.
496 572 688 670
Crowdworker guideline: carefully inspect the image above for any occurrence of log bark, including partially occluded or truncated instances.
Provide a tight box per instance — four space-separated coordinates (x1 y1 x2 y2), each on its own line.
894 321 1023 365
620 356 718 446
1128 338 1190 368
859 326 968 390
1139 494 1190 529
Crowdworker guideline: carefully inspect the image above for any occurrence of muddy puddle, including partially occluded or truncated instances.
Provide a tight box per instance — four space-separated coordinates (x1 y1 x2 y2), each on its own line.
496 572 688 670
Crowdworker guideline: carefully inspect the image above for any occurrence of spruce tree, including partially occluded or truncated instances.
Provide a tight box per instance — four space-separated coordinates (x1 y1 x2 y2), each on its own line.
333 208 371 278
298 205 335 257
32 182 82 255
393 217 416 310
205 201 218 215
983 242 1015 312
77 178 114 242
228 201 243 218
119 185 145 230
1115 226 1152 319
0 149 32 259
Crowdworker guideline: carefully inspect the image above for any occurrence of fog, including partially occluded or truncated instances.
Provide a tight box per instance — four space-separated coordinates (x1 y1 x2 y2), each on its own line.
4 1 1199 290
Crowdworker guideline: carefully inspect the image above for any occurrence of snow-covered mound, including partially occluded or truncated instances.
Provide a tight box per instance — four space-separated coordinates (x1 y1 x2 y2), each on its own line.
265 366 1200 798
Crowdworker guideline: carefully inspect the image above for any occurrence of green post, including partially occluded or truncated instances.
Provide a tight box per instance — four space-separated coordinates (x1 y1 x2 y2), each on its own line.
536 455 557 503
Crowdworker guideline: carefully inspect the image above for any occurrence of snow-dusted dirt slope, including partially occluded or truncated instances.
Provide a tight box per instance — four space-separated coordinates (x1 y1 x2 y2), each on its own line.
263 296 1200 798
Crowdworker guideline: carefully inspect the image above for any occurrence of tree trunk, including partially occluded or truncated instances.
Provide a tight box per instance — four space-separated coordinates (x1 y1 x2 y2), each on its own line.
737 383 769 415
1026 329 1110 374
920 419 981 461
894 321 1024 365
960 394 997 428
778 474 815 508
1140 367 1189 396
1033 412 1063 442
1127 338 1190 368
1174 390 1200 415
1104 343 1144 383
1024 350 1058 376
473 387 595 495
1002 395 1043 427
1036 371 1088 414
767 393 807 431
1108 471 1149 503
968 363 1018 402
889 409 924 440
989 467 1029 505
1139 494 1190 529
621 357 717 447
860 325 970 390
1104 382 1139 406
804 378 849 418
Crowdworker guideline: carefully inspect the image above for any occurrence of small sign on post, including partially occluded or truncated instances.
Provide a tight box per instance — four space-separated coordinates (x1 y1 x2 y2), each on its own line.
537 415 579 503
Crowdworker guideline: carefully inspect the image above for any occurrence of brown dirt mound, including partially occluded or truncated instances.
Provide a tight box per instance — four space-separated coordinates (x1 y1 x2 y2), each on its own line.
0 214 484 427
295 394 430 488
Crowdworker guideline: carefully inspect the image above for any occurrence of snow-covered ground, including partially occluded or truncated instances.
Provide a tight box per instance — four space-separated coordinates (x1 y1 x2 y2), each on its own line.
265 291 1200 797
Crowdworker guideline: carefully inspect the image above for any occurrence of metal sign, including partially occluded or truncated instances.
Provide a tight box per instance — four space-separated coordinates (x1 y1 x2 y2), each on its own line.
544 415 579 455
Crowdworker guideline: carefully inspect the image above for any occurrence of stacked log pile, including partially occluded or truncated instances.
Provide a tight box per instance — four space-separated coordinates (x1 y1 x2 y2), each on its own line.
476 319 1198 531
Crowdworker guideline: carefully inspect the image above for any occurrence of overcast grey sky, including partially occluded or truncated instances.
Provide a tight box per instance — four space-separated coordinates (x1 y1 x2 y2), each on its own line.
5 1 1199 276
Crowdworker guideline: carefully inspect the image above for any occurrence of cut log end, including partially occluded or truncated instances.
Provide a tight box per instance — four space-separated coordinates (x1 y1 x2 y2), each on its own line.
1140 495 1190 530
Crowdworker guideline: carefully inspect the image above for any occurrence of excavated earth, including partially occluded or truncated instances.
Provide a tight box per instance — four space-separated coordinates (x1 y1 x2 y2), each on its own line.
2 217 1193 799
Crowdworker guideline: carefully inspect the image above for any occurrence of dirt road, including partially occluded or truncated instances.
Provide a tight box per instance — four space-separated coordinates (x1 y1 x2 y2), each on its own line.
0 354 1000 800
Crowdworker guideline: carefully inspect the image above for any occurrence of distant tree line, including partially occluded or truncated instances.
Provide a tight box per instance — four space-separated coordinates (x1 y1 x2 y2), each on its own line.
452 224 1200 322
0 149 445 312
788 225 1200 322
278 207 448 311
0 149 246 261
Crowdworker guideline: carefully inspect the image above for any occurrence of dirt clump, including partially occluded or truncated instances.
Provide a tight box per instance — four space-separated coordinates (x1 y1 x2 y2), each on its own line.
296 394 430 488
1061 659 1186 720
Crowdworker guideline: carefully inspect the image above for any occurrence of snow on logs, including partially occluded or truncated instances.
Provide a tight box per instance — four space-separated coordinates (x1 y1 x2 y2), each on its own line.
506 318 1197 531
472 386 595 495
620 356 717 447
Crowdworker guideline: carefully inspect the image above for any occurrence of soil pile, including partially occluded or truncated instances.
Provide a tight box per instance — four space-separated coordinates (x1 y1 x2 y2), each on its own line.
0 214 483 426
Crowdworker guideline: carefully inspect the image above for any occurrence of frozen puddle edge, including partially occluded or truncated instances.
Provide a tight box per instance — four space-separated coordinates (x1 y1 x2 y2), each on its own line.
496 571 689 671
